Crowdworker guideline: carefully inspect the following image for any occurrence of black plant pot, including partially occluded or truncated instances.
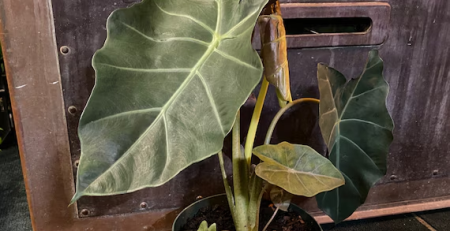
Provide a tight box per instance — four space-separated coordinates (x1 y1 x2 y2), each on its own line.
173 194 323 231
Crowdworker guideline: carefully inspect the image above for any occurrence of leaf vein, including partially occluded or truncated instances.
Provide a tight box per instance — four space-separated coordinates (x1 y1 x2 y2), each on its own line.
120 22 210 47
96 63 191 73
154 2 215 35
214 49 258 70
350 86 385 100
340 119 391 131
86 107 162 125
197 71 225 135
340 135 380 171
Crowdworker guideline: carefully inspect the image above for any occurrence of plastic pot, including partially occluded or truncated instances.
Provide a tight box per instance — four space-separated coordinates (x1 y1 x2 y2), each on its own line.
173 194 322 231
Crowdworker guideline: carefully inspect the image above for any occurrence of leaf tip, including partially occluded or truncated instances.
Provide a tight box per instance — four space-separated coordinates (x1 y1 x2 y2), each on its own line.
69 192 83 206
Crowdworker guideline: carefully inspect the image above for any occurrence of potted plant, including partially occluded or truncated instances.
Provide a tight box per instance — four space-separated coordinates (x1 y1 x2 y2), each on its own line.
70 0 394 230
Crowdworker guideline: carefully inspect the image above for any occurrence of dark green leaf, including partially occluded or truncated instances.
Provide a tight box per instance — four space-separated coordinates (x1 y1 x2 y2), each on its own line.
72 0 268 201
253 142 344 197
316 50 394 223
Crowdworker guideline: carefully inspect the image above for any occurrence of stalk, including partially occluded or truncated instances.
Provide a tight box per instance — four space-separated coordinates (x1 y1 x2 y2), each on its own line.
244 78 270 167
265 98 320 145
218 152 236 221
232 111 250 231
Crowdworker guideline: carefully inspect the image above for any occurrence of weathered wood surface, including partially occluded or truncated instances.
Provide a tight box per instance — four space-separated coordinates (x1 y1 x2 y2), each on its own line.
1 0 449 230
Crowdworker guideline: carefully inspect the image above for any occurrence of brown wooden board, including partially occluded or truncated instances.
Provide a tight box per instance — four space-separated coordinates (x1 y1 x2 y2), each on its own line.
1 0 450 230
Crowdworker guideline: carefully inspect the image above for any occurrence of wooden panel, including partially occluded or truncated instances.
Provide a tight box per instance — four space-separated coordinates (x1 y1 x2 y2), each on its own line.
2 0 450 230
0 0 77 229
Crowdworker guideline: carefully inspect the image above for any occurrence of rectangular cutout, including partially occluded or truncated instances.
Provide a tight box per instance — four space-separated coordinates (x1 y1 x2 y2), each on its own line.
253 2 391 48
283 17 372 35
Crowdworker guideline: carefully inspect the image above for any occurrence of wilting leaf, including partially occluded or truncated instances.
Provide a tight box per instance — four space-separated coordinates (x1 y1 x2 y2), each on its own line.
197 221 217 231
270 186 293 211
258 14 292 102
253 142 344 197
316 50 394 223
72 0 268 201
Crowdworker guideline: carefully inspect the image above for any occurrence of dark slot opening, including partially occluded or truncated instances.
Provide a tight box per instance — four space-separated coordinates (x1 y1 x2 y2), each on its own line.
283 17 372 35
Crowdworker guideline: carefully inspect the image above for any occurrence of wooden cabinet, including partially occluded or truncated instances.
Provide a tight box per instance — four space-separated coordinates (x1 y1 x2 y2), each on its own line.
1 0 449 230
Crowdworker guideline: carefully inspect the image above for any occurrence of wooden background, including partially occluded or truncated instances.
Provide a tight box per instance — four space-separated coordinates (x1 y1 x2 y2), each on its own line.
1 0 449 230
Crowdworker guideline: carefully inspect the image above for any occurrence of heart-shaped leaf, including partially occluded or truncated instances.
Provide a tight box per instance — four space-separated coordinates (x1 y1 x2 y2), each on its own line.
72 0 268 201
316 50 394 223
253 142 344 197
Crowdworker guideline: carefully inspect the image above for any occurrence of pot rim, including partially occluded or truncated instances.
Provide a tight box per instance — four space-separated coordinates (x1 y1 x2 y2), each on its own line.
172 193 227 231
172 193 322 231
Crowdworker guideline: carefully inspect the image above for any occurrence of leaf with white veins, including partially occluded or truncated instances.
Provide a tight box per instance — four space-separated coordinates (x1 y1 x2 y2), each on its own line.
253 142 344 197
72 0 268 202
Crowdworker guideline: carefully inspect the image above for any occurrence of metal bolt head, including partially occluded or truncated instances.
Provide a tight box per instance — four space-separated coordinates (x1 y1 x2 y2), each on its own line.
68 106 77 115
80 209 90 217
140 202 148 209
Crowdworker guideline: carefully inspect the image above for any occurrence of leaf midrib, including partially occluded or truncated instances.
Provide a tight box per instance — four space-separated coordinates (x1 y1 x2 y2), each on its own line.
328 59 383 160
259 166 343 180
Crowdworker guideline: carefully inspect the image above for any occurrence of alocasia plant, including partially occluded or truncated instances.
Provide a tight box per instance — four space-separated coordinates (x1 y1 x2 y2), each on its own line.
72 0 394 230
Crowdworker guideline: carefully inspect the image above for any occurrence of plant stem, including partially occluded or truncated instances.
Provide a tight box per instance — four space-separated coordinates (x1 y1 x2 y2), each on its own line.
218 151 236 220
232 111 250 231
262 207 280 231
245 78 270 167
264 98 320 145
249 182 270 231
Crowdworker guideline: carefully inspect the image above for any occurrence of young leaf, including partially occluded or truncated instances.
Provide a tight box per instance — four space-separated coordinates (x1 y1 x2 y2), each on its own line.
197 221 217 231
72 0 268 201
253 142 344 197
270 186 293 212
316 50 394 223
258 14 292 102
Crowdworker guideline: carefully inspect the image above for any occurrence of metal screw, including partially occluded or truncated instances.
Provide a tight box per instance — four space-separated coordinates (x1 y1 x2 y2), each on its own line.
74 160 80 168
68 106 77 115
80 209 90 217
140 202 148 209
60 46 71 55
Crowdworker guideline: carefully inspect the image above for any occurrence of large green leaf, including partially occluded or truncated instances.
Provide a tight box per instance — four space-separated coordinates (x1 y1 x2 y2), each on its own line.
72 0 268 201
253 142 344 197
316 50 394 222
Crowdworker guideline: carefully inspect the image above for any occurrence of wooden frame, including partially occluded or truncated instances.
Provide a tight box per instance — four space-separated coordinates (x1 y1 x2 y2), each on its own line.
1 0 449 230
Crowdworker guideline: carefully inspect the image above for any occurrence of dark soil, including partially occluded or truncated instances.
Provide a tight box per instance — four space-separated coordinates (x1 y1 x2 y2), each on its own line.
181 204 235 231
181 201 313 231
259 202 313 231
